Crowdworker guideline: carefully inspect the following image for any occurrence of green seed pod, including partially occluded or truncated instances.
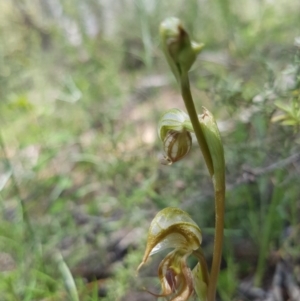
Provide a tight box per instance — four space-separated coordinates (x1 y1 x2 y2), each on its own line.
160 17 204 82
162 130 192 165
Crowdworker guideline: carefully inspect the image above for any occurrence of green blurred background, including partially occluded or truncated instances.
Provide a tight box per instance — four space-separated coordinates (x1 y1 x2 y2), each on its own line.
1 0 300 300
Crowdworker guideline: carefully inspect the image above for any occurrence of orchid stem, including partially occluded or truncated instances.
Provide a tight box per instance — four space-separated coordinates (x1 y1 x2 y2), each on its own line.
207 188 225 301
180 73 213 176
180 72 225 301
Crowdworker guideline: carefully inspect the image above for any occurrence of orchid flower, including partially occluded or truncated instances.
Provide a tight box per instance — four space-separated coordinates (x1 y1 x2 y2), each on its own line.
137 207 209 301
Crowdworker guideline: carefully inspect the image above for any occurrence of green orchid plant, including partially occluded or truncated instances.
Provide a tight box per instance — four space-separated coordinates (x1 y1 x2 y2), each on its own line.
137 18 226 301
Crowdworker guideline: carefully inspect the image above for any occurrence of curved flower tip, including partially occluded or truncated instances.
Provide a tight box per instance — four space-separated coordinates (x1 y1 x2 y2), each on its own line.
138 207 207 301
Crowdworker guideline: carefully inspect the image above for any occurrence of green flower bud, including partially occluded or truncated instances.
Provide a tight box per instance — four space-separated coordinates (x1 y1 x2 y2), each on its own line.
160 17 204 82
158 108 194 165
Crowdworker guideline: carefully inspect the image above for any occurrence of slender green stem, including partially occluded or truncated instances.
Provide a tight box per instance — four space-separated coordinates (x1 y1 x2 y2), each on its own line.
180 74 214 176
207 188 225 301
180 73 225 301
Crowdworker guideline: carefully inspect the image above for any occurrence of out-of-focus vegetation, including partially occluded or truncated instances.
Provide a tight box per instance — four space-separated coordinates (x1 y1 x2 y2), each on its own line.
0 0 300 300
